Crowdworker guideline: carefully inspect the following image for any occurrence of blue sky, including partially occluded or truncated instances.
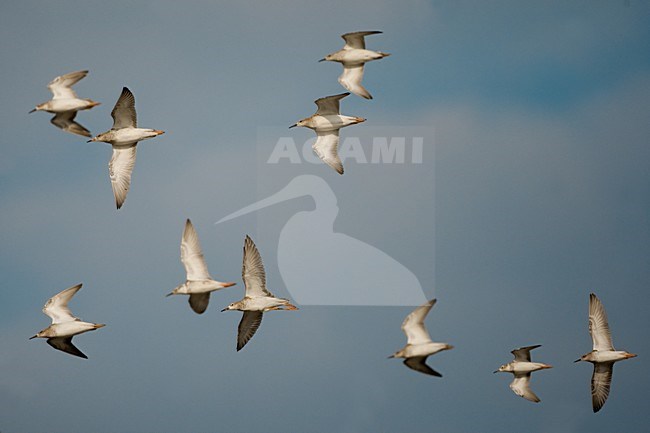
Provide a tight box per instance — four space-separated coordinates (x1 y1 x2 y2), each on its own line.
1 1 649 432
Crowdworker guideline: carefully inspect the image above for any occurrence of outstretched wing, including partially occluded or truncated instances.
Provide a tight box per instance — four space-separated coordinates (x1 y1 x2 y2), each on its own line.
403 356 442 377
510 373 540 403
338 65 371 100
50 111 91 137
313 131 343 175
314 92 349 115
111 87 137 129
43 283 82 324
401 299 435 345
242 235 271 298
591 362 614 413
341 31 382 50
109 145 137 209
47 337 88 359
237 311 264 351
181 219 211 280
511 345 542 362
188 293 210 314
48 70 88 99
589 293 614 351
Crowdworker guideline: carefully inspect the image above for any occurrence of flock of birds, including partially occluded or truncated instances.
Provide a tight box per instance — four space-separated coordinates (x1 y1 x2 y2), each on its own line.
27 31 636 414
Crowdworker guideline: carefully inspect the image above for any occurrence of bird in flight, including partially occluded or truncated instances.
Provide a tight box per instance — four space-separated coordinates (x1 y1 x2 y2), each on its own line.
29 70 100 137
290 92 364 175
88 87 164 209
389 299 453 377
167 219 236 314
221 235 298 351
494 345 552 403
319 31 390 99
575 293 636 412
30 283 105 359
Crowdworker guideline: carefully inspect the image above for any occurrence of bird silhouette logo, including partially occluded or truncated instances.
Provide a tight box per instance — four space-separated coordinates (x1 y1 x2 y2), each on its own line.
216 174 427 306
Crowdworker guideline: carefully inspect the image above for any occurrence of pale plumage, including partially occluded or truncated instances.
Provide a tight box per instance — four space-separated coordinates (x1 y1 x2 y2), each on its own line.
29 283 105 359
575 293 636 412
494 345 552 403
319 31 390 99
29 70 100 137
221 235 298 351
166 219 236 314
289 93 364 175
88 87 164 209
389 299 453 377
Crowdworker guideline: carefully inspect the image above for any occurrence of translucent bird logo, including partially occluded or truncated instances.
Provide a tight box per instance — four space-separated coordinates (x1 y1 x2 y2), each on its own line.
216 174 427 306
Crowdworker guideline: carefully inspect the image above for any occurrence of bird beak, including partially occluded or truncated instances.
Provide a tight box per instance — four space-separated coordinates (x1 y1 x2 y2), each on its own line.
574 358 581 363
165 292 174 297
87 138 95 143
28 108 36 114
288 124 297 129
220 307 228 312
626 353 637 359
29 335 37 340
493 370 499 374
318 58 326 62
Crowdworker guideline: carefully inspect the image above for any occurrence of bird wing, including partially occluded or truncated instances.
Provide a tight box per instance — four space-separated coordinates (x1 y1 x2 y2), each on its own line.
46 337 88 359
237 311 264 351
401 299 435 345
510 373 540 403
242 235 272 298
338 65 371 100
48 70 88 99
50 111 91 137
511 345 542 362
341 31 382 49
42 283 82 324
181 219 211 280
313 131 343 175
314 92 349 115
403 356 442 377
111 87 137 129
109 145 137 210
188 293 210 314
589 293 614 351
591 362 614 413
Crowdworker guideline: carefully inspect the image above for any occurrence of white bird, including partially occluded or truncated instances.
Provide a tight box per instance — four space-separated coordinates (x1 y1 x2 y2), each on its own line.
319 31 390 100
575 293 636 412
166 219 236 314
389 299 453 377
88 87 164 209
29 283 105 359
221 235 298 351
494 345 552 403
29 70 100 137
289 93 364 175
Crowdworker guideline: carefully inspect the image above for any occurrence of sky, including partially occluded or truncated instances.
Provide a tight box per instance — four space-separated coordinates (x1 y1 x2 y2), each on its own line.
1 1 649 432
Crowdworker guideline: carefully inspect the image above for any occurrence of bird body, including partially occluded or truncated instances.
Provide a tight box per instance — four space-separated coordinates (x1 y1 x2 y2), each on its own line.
91 127 164 148
575 293 636 412
167 219 235 314
390 299 453 377
88 87 164 209
34 98 99 113
320 31 390 99
222 235 298 351
30 283 104 359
